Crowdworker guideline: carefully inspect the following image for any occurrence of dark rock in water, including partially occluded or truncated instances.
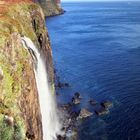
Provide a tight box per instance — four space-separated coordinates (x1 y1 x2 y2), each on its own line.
72 97 81 105
74 92 81 98
70 111 79 120
101 100 113 108
63 119 71 131
95 107 109 116
59 103 72 111
89 99 97 106
71 92 82 104
64 83 70 87
78 108 93 119
56 82 70 88
62 112 79 131
57 82 64 88
57 135 66 140
54 68 57 74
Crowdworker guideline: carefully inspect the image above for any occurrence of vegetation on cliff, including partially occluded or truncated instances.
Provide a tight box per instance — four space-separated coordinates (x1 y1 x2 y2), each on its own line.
0 1 55 139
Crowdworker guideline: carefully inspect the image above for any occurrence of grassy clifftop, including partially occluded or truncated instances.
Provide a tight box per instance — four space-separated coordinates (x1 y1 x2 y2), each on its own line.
0 1 54 139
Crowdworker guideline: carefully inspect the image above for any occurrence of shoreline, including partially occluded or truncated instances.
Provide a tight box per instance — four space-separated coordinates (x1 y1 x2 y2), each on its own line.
46 10 66 18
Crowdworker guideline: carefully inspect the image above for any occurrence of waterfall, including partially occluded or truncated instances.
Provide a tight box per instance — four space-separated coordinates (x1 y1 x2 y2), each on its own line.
21 36 62 140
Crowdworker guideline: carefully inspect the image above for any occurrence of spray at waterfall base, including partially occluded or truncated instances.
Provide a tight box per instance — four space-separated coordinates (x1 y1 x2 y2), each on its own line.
21 36 63 140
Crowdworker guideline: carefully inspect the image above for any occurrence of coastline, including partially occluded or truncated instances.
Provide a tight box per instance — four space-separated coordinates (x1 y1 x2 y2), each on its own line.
46 10 66 18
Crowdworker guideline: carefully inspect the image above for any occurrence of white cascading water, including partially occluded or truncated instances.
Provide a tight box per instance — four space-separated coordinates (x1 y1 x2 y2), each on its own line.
21 36 62 140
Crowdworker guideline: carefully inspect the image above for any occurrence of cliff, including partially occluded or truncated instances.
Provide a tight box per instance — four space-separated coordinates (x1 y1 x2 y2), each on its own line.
0 1 55 139
36 0 64 17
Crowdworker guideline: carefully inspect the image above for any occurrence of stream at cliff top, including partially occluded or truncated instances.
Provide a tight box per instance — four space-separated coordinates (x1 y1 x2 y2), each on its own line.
46 2 140 140
21 36 62 140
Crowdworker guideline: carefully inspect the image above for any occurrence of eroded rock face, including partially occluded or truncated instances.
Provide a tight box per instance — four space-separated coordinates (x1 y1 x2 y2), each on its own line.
36 0 64 16
0 1 55 140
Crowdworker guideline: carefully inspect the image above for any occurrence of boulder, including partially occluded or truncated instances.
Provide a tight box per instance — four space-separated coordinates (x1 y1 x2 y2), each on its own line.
95 107 109 116
70 111 79 120
101 101 113 108
72 97 81 105
64 83 70 87
56 82 70 88
78 108 93 119
71 92 82 105
59 103 72 111
74 92 81 98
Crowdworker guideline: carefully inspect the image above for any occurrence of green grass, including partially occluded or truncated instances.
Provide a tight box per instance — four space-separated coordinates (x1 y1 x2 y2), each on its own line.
0 114 25 140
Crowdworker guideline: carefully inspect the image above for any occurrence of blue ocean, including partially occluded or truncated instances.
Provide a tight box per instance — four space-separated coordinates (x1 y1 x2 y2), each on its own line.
46 2 140 140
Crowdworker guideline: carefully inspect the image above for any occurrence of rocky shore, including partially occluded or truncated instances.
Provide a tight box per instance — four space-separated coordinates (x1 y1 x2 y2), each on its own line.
55 71 113 140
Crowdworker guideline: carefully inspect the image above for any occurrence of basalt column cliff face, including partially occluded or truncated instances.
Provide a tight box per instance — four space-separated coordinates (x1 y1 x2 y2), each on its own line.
0 1 56 140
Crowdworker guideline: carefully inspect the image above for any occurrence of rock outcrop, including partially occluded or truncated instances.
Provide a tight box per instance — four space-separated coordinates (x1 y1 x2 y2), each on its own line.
0 0 58 139
36 0 64 16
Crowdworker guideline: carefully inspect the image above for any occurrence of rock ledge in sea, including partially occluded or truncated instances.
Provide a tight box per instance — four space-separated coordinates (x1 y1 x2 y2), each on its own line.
78 108 93 119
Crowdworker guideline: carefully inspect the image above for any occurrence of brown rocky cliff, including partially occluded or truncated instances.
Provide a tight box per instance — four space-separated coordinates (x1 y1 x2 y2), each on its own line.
0 1 55 140
36 0 64 16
